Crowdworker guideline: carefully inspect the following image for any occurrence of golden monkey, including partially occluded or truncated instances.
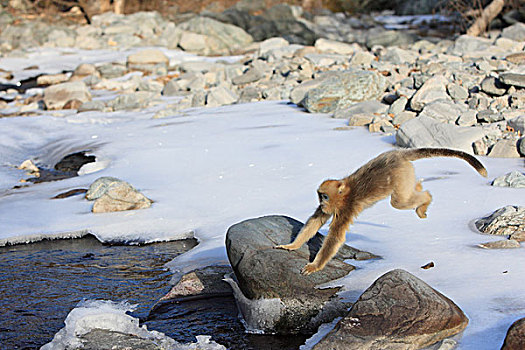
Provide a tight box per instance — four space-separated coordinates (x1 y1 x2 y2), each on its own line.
275 148 487 275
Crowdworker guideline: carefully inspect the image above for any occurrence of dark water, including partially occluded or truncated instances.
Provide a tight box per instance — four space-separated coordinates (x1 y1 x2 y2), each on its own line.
0 236 197 349
0 236 307 350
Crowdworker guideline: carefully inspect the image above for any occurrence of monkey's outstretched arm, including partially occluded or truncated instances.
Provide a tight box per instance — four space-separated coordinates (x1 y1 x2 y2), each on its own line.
275 206 330 251
301 215 350 275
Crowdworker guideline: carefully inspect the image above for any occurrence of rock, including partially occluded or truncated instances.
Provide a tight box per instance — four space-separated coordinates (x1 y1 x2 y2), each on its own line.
519 137 525 156
366 30 417 48
350 51 375 66
500 22 525 42
126 49 169 73
225 215 377 334
86 177 152 213
508 115 525 134
97 63 127 79
492 171 525 188
480 76 508 96
447 83 469 101
70 63 100 81
302 69 387 113
499 73 525 89
36 73 69 86
313 269 469 350
396 116 485 154
381 47 418 65
418 100 467 124
502 317 525 350
510 231 525 242
78 100 108 112
43 81 91 110
410 75 450 112
488 139 520 158
347 114 374 126
177 16 253 55
107 91 157 111
392 111 416 126
314 38 360 56
206 84 238 107
477 110 504 124
456 109 478 127
449 35 492 56
475 206 525 236
506 52 525 65
388 96 408 116
478 240 521 249
333 100 388 119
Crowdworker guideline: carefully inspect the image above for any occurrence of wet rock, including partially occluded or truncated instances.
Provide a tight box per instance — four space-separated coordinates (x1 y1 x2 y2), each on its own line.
302 69 387 113
410 75 450 112
43 81 91 110
502 317 525 350
396 116 485 154
478 239 521 249
225 215 377 334
475 206 525 236
86 177 152 213
492 171 525 188
488 139 520 158
314 269 468 350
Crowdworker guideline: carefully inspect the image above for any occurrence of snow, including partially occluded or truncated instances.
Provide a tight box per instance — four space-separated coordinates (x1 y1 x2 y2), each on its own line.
41 300 226 350
1 47 524 349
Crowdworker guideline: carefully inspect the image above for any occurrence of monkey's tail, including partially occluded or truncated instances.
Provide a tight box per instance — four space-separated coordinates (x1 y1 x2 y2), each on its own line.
402 148 488 177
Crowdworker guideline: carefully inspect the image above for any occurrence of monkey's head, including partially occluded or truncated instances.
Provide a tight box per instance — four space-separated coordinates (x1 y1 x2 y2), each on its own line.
317 179 348 214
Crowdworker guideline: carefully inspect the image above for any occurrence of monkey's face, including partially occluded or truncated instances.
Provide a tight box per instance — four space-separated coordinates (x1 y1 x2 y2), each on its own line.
317 180 347 214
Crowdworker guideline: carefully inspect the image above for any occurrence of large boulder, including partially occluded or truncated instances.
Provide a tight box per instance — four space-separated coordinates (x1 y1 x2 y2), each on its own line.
313 269 469 350
396 116 485 154
502 317 525 350
225 215 377 334
300 70 387 114
475 206 525 236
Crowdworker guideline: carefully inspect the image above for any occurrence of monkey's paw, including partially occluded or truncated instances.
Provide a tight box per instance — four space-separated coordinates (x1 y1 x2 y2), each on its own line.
301 263 320 275
274 244 297 251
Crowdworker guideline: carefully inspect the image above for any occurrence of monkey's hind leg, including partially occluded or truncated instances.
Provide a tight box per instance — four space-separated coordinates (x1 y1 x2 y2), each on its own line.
390 165 432 218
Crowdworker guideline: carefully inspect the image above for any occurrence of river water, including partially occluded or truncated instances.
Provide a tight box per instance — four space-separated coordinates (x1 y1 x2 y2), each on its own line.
0 236 307 349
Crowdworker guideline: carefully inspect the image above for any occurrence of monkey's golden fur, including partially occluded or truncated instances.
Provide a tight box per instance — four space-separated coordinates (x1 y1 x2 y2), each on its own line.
276 148 487 275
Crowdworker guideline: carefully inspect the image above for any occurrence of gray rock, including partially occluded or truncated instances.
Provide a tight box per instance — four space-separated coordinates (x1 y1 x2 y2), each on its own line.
480 76 508 96
97 63 127 79
392 111 416 126
366 30 418 48
206 84 238 107
419 100 467 124
396 116 485 153
178 16 253 55
290 78 321 105
108 91 157 111
456 109 478 127
126 49 169 73
492 171 525 188
381 47 418 65
314 269 469 350
314 38 361 56
449 35 492 56
350 51 375 66
477 109 504 123
502 317 525 350
302 69 387 114
410 75 450 112
488 139 520 158
476 206 525 236
232 66 265 85
499 73 525 89
43 82 91 110
508 115 525 134
86 177 152 213
225 215 377 334
78 100 108 112
388 96 408 116
333 100 388 119
500 22 525 42
447 83 469 100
